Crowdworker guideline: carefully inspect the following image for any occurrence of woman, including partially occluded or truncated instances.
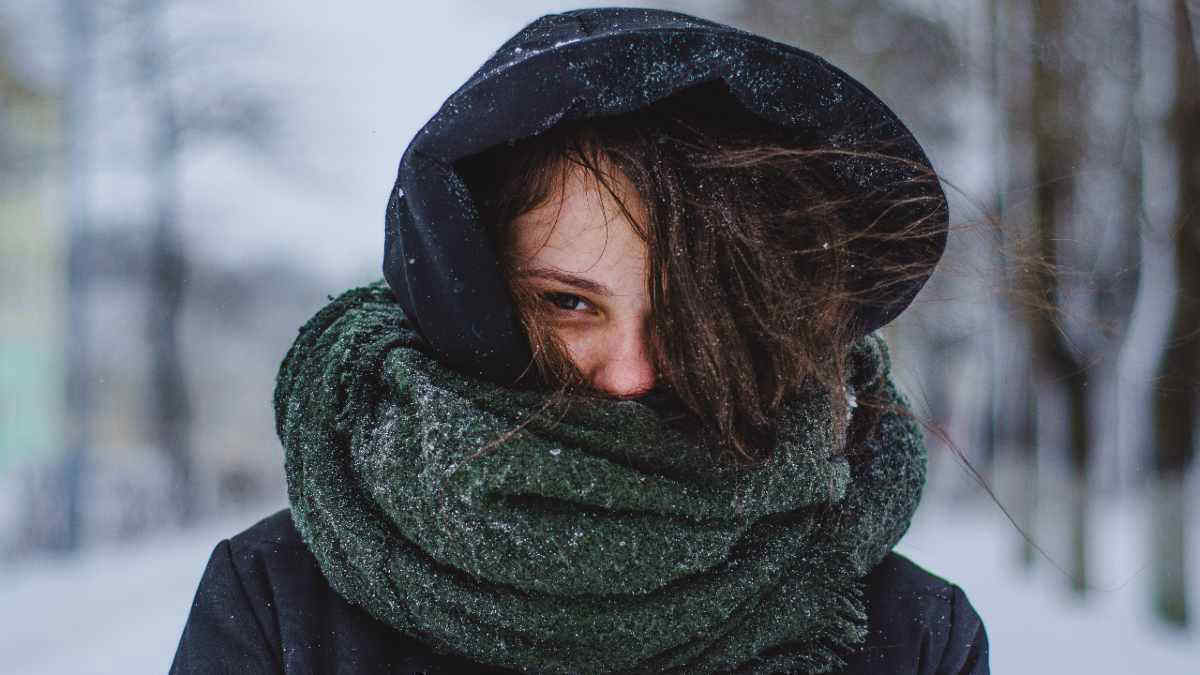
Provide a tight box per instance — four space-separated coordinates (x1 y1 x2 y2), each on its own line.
172 8 988 674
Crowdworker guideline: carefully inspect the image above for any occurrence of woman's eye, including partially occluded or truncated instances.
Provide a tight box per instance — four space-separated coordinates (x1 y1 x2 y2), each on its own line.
543 292 591 312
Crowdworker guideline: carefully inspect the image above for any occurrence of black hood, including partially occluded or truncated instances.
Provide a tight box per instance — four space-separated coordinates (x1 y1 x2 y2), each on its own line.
383 7 948 385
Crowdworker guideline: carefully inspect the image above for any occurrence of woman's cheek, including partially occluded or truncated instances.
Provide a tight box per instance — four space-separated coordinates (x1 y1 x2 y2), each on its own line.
554 324 601 374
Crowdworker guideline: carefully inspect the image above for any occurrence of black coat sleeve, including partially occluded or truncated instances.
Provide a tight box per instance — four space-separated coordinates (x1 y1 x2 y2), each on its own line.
170 540 282 674
168 510 495 674
837 553 990 674
941 584 989 674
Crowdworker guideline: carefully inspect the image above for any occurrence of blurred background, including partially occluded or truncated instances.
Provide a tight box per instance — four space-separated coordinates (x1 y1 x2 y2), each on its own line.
0 0 1197 672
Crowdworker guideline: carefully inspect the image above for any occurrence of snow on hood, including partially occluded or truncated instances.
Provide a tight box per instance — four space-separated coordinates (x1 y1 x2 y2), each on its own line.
383 7 947 384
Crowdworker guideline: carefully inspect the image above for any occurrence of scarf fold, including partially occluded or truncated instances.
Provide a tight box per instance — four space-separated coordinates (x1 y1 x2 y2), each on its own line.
276 283 926 674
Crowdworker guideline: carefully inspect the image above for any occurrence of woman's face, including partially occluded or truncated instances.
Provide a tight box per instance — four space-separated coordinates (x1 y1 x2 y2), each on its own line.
509 162 657 398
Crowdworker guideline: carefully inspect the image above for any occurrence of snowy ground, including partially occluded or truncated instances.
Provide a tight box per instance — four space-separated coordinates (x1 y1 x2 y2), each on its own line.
897 490 1200 674
0 504 286 675
0 493 1196 674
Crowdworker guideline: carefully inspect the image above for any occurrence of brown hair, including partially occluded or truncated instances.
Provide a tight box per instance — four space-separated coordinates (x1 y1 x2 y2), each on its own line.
456 82 934 465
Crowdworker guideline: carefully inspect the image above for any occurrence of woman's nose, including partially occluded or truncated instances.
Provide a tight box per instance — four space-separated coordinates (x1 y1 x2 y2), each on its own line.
588 322 657 398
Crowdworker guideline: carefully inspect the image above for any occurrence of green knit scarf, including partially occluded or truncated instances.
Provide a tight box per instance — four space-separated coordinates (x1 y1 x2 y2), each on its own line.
276 283 926 674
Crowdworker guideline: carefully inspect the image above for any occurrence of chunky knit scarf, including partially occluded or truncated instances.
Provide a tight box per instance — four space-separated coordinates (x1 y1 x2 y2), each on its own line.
276 283 926 674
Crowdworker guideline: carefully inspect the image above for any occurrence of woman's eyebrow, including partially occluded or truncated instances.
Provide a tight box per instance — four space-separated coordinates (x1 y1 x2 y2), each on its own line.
516 266 613 297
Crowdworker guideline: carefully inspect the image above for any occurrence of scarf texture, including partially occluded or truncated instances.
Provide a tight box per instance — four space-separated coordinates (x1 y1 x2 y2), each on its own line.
277 283 926 674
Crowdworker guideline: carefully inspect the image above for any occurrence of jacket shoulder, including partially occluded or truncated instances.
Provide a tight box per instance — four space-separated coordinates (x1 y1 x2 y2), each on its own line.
227 508 307 550
170 513 292 673
837 552 990 674
173 509 476 674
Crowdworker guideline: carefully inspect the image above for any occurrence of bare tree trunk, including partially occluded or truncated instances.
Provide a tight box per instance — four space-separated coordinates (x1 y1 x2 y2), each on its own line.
137 0 194 524
1030 0 1090 593
1016 361 1038 570
1151 0 1199 629
58 0 96 552
1104 0 1144 494
980 0 1005 484
1064 366 1090 594
990 0 1042 571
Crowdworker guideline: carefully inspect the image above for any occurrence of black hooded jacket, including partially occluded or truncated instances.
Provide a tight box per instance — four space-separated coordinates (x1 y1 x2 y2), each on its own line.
381 7 947 385
171 510 987 674
172 8 987 674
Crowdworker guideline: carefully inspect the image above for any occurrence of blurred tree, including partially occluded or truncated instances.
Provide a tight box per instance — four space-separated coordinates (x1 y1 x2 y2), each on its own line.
988 0 1041 569
1 22 69 555
135 0 194 525
1150 0 1198 628
1095 0 1145 497
128 0 278 525
33 0 283 543
59 0 97 552
1029 0 1090 593
1025 0 1145 595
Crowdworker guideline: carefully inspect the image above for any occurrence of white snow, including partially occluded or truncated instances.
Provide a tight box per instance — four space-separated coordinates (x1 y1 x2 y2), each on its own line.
0 507 282 675
897 492 1200 674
